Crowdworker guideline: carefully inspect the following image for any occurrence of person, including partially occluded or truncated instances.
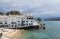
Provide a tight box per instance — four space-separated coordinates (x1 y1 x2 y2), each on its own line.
0 33 2 39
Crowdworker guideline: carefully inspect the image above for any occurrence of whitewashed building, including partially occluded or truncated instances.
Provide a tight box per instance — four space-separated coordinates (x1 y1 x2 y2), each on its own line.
0 14 39 28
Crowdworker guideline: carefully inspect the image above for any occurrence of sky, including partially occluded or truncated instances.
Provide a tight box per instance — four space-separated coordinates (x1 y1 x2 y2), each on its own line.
0 0 60 18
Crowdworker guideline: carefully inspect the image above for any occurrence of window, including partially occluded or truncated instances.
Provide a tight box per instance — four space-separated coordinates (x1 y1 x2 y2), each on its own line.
31 23 33 25
0 22 2 24
29 18 33 19
9 24 10 26
5 22 7 24
12 25 13 27
26 21 28 22
22 18 23 20
26 24 28 25
11 22 16 24
18 21 20 22
31 21 33 22
18 24 20 26
29 23 33 26
23 24 25 25
22 21 25 22
29 23 30 26
27 18 28 19
27 18 33 19
6 25 8 27
15 25 17 27
22 24 25 26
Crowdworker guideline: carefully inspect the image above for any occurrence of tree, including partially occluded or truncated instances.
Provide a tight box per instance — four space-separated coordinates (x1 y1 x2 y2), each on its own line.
6 11 22 15
5 12 9 15
37 17 41 24
0 12 4 15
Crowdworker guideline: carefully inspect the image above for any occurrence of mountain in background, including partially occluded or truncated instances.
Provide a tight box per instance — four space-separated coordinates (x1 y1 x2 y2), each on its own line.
44 17 60 21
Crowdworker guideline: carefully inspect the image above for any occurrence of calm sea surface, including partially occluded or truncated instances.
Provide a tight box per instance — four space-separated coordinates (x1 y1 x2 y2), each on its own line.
18 21 60 39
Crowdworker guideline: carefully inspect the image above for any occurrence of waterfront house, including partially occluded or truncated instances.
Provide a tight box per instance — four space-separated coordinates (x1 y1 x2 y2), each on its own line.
0 13 39 28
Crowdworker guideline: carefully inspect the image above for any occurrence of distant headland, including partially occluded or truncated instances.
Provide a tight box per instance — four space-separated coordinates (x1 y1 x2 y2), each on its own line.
44 17 60 21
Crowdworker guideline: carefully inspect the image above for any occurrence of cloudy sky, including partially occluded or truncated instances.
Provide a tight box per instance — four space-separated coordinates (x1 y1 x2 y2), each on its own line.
0 0 60 18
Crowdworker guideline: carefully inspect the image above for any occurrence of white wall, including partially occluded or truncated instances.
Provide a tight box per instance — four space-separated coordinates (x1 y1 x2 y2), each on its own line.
0 15 34 28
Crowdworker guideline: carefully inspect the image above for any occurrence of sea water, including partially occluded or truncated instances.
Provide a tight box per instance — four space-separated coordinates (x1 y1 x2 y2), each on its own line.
18 21 60 39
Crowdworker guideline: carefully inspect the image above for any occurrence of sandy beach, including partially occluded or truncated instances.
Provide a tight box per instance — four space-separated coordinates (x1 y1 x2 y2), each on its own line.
0 28 25 39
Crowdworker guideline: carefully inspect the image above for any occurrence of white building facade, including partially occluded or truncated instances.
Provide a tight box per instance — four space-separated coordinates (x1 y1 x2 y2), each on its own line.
0 14 36 28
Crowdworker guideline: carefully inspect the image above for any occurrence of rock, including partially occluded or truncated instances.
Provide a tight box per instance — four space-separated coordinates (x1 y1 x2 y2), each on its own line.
43 27 46 29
